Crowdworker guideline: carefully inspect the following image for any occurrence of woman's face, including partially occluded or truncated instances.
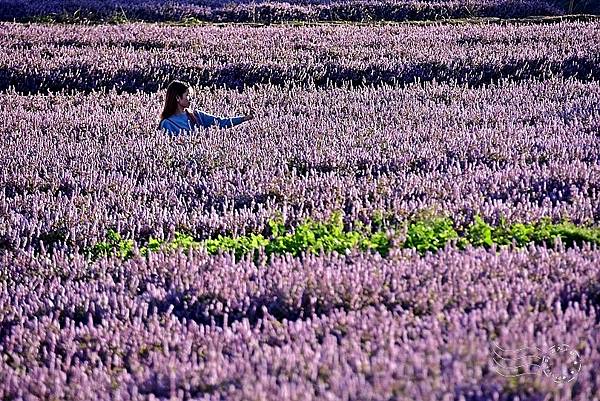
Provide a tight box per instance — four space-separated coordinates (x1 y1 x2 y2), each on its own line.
177 90 191 109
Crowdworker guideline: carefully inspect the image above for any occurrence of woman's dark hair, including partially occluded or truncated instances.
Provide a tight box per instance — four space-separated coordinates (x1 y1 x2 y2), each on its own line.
159 80 190 123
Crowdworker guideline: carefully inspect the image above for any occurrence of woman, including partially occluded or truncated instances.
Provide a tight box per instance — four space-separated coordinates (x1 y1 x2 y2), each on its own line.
158 80 254 136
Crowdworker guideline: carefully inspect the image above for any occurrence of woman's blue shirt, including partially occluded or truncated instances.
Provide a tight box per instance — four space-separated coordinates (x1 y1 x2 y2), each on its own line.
159 110 245 136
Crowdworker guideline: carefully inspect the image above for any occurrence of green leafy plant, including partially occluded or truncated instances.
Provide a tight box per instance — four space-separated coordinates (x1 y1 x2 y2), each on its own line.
467 215 494 247
404 216 458 254
86 211 600 262
88 229 134 260
139 237 165 257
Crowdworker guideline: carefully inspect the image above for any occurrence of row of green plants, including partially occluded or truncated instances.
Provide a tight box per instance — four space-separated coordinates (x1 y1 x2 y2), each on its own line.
85 210 600 262
87 211 388 262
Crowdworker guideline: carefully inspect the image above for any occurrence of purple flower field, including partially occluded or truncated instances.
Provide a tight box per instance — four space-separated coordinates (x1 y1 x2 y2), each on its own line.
1 0 597 24
1 18 600 401
2 245 600 400
2 21 599 93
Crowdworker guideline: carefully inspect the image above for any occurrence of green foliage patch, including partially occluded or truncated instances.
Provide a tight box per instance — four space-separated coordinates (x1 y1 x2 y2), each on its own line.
85 211 600 262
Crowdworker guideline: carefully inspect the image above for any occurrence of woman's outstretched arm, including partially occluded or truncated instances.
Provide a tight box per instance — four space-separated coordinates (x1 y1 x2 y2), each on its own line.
195 110 251 129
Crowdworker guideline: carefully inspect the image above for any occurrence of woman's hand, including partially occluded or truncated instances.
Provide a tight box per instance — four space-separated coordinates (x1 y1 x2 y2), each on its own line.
243 108 255 122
